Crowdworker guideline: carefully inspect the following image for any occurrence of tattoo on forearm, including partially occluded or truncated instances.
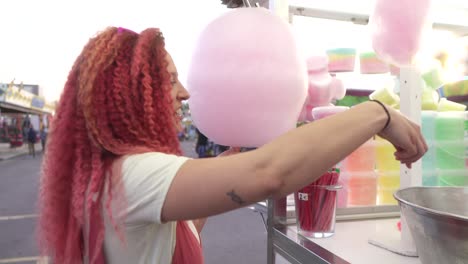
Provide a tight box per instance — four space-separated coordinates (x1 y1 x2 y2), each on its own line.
226 190 245 205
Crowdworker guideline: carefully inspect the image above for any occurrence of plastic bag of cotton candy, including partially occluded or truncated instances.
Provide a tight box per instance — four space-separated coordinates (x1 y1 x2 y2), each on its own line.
370 0 433 67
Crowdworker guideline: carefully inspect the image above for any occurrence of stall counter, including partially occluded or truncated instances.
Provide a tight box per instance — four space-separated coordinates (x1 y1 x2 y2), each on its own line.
253 202 421 264
286 218 420 264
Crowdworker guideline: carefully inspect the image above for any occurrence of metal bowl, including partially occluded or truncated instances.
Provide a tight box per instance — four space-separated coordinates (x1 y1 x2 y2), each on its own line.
394 187 468 264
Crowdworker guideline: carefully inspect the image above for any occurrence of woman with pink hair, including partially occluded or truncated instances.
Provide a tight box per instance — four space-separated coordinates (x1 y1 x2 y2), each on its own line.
38 27 426 264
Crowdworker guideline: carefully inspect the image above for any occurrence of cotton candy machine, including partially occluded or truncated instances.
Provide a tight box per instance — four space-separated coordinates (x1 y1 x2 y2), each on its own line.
394 187 468 264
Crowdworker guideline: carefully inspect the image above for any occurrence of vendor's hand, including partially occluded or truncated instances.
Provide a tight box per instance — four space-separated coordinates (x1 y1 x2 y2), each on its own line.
217 147 241 157
377 107 428 168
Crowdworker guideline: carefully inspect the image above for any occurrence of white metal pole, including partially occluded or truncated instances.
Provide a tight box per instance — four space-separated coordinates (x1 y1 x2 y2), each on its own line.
267 2 289 263
398 66 423 252
399 66 423 186
269 0 290 22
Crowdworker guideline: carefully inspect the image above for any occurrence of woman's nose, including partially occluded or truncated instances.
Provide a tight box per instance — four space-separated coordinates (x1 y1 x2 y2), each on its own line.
178 85 190 100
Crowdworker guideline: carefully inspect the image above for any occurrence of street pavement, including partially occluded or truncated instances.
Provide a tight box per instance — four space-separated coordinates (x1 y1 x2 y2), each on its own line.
0 153 42 264
0 143 42 161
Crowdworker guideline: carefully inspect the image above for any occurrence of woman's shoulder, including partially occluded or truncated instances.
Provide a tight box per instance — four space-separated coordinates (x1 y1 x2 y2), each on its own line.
124 152 188 162
121 152 191 173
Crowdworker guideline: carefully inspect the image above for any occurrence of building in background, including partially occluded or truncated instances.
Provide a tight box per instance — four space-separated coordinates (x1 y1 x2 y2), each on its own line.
0 81 56 147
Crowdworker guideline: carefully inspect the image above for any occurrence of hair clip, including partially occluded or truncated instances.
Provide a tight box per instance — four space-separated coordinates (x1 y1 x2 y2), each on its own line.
117 27 137 34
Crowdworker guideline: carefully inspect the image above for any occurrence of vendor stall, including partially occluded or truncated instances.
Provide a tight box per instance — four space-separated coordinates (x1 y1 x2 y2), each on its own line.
0 82 55 146
234 0 468 263
0 82 53 115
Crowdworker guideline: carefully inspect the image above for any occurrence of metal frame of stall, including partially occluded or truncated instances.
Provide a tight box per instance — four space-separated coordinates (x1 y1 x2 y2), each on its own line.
259 1 468 263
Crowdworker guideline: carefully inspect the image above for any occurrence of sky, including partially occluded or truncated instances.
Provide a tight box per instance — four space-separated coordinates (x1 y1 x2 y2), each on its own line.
1 0 466 102
0 0 227 101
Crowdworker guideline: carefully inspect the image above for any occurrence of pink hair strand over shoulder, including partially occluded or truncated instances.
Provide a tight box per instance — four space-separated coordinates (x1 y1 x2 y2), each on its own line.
38 27 182 264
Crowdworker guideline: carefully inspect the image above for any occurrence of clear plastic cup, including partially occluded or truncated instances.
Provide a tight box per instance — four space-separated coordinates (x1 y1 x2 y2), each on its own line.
422 170 439 187
422 140 436 165
435 112 465 141
347 171 377 206
421 111 437 141
294 185 341 238
435 140 466 170
336 176 348 208
375 137 400 171
326 48 356 72
377 171 400 205
438 169 468 187
359 52 389 74
422 142 438 186
344 139 376 172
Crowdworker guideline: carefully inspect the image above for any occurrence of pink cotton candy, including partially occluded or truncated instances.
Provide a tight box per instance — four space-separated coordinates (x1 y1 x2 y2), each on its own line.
187 8 308 147
370 0 432 66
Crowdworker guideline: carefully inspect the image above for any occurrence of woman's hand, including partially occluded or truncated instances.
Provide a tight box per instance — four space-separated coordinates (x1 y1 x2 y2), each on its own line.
377 107 428 168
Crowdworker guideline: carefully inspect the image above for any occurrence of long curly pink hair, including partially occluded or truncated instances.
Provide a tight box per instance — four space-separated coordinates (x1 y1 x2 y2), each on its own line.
38 27 182 263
